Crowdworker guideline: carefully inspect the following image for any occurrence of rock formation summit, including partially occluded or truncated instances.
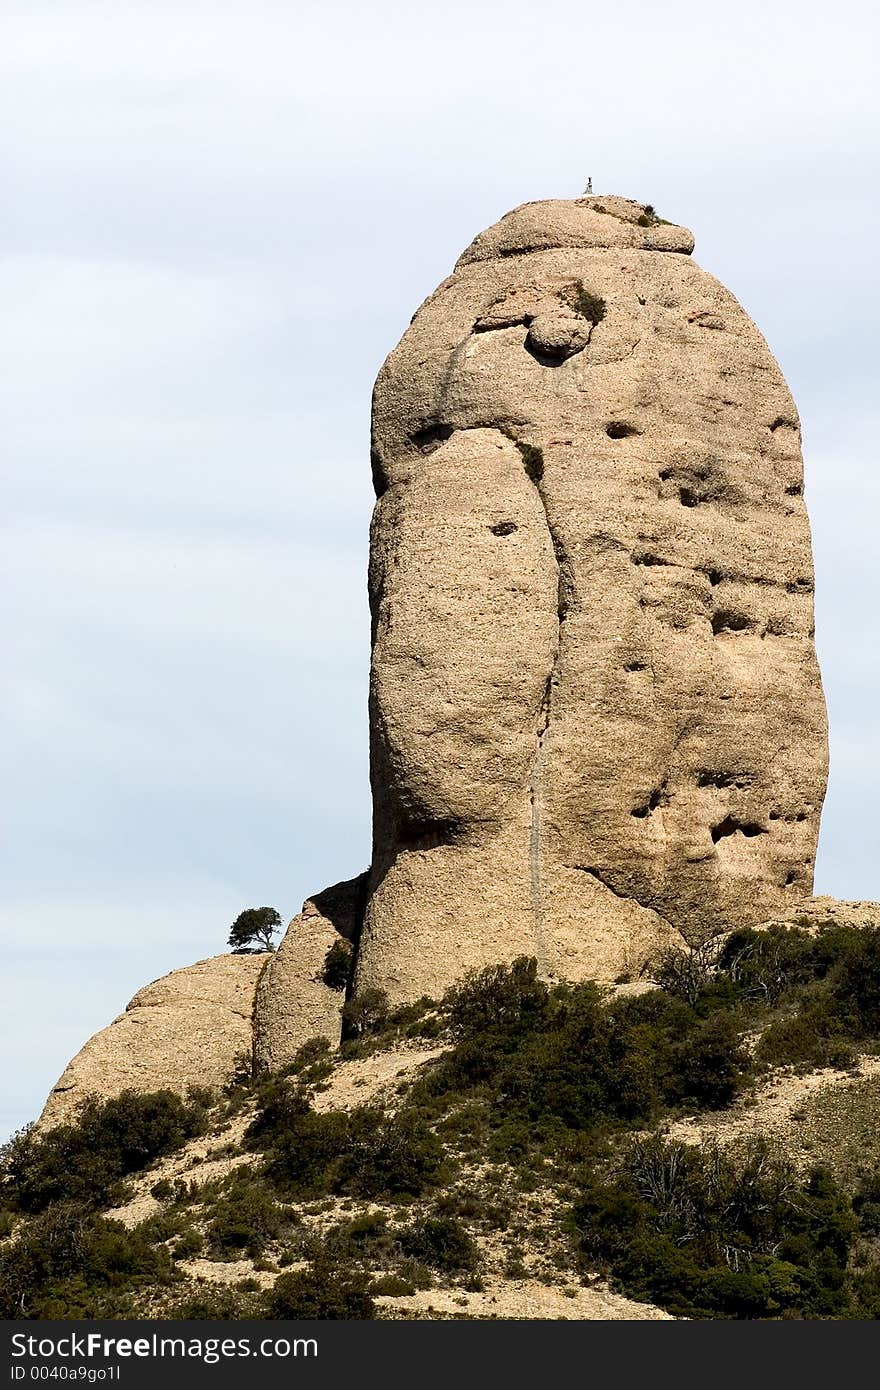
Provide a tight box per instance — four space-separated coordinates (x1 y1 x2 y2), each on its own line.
356 193 828 1002
42 194 841 1114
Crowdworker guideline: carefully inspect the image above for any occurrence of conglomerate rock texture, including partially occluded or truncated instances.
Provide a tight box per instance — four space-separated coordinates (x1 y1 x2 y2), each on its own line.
353 194 829 1002
40 954 265 1127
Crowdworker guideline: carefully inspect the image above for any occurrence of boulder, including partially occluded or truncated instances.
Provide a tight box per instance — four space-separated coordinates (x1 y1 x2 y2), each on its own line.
40 953 266 1127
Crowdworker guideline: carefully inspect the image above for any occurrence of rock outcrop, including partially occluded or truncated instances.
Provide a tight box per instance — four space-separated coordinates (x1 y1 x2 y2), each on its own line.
355 194 829 1001
41 194 851 1120
252 875 366 1073
40 954 265 1127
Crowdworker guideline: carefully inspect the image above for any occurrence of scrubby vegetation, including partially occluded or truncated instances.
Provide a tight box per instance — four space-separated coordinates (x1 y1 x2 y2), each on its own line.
4 922 880 1320
565 281 606 326
2 1089 210 1214
0 1204 178 1318
574 1136 874 1319
322 938 354 990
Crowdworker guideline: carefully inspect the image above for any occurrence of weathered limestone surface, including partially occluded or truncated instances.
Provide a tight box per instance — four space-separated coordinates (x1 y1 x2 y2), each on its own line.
252 874 366 1073
40 954 265 1127
355 194 830 1001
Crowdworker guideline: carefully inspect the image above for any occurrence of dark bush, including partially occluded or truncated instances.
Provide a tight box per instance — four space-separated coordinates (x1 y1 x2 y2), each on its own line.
0 1204 176 1319
566 281 606 325
2 1090 211 1214
266 1262 375 1319
205 1178 283 1258
445 957 548 1044
399 1215 478 1273
341 988 389 1038
664 1012 750 1108
248 1083 443 1200
756 1003 854 1071
573 1136 859 1319
171 1284 260 1319
414 961 752 1152
322 939 354 991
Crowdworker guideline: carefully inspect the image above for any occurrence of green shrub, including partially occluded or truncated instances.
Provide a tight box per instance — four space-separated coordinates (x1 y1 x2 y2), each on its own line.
0 1203 177 1319
341 988 389 1038
171 1226 204 1260
322 939 354 991
664 1012 750 1108
445 957 548 1044
369 1272 415 1296
2 1090 211 1214
756 1003 854 1071
572 1136 859 1319
248 1083 443 1200
399 1215 478 1273
205 1178 283 1258
414 961 751 1155
170 1284 260 1319
265 1262 375 1319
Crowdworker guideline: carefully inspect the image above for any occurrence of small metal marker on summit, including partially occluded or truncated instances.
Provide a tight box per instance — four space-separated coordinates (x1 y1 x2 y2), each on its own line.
583 176 593 195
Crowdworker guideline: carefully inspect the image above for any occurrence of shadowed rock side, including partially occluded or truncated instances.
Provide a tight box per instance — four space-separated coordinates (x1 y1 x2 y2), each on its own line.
252 874 367 1073
40 954 266 1127
355 194 829 1002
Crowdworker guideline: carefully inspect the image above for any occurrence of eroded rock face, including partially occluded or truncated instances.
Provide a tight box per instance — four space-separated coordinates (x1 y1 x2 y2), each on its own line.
40 954 266 1127
252 874 366 1072
355 195 829 1001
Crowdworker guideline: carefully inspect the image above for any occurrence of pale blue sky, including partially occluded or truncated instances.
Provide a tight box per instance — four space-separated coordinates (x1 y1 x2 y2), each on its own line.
2 0 878 1139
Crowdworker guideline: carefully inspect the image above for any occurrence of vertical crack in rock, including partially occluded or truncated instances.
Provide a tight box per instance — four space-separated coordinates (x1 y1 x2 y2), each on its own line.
526 464 572 967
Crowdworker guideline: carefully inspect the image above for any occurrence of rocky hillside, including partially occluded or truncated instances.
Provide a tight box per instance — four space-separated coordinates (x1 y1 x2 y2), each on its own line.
6 918 880 1321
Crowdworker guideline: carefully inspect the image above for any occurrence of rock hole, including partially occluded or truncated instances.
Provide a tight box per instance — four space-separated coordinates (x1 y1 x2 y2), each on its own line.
658 467 672 481
787 577 814 594
784 870 799 886
697 770 752 789
679 487 700 507
490 521 518 537
632 551 669 567
711 609 752 635
397 818 465 851
631 786 668 818
606 421 640 439
705 568 723 586
770 416 798 432
785 483 803 497
711 816 767 843
410 422 454 454
623 660 647 672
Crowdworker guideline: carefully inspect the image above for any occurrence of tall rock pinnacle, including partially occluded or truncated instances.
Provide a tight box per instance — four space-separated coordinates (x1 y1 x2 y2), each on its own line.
41 194 838 1111
353 194 829 1002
